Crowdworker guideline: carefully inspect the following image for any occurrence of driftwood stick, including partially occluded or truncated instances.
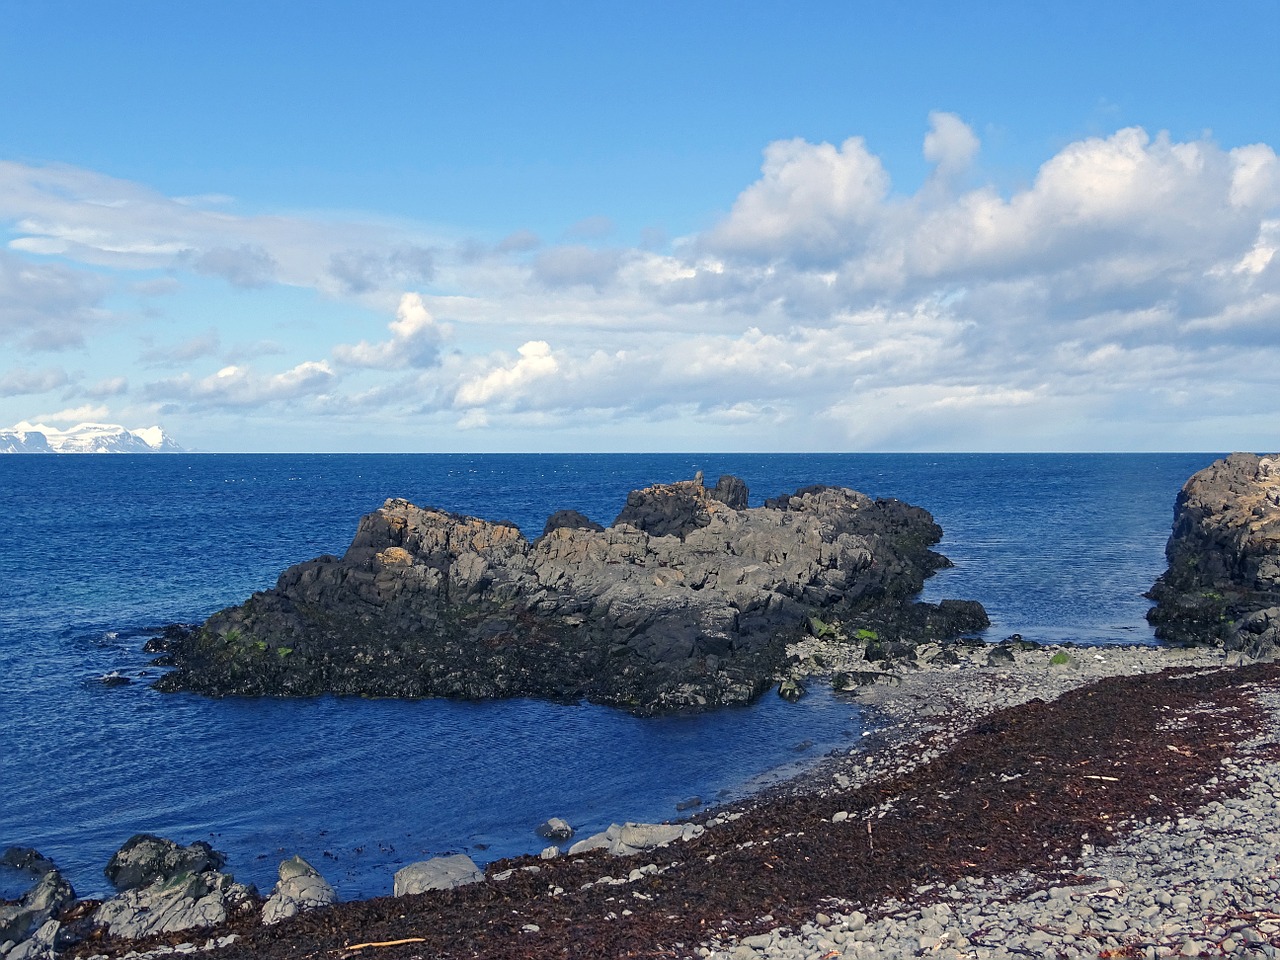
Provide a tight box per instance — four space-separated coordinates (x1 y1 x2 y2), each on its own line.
341 937 428 952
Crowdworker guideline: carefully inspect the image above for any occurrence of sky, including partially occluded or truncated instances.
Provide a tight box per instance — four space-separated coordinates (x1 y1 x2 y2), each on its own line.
1 1 1278 453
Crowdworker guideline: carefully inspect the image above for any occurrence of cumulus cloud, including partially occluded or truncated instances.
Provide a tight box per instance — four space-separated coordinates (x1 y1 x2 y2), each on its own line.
702 136 891 265
922 110 980 179
432 122 1280 449
455 341 559 407
333 292 444 370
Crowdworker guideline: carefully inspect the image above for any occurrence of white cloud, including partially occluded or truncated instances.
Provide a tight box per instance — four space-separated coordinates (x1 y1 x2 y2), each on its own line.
702 136 891 265
146 360 337 410
333 292 444 370
455 340 559 407
32 403 110 423
0 161 439 298
86 376 128 398
425 123 1280 446
2 120 1278 451
922 111 980 179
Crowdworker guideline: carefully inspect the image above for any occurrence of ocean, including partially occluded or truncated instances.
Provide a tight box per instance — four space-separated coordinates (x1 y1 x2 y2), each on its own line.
0 452 1219 900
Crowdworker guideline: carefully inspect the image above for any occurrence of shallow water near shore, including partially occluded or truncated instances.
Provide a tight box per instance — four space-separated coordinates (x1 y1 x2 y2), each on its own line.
0 452 1223 900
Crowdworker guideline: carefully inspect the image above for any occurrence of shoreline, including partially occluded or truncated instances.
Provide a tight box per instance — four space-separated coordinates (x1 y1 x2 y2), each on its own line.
39 640 1274 960
703 646 1280 960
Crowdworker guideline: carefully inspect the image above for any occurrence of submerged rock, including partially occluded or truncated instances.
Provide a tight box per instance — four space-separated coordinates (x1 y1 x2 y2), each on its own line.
0 848 57 877
155 476 985 714
535 817 575 841
1147 452 1280 659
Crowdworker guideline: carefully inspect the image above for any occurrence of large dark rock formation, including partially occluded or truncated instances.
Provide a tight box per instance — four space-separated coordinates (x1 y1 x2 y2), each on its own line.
155 476 987 714
1147 452 1280 659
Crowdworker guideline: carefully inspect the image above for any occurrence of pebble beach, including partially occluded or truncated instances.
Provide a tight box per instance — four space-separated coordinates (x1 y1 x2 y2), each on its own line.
700 642 1280 960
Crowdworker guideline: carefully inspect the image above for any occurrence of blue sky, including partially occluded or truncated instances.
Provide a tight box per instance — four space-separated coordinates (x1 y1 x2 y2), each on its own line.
1 1 1278 452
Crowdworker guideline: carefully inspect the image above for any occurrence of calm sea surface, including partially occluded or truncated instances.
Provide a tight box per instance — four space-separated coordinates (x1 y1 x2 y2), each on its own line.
0 453 1219 899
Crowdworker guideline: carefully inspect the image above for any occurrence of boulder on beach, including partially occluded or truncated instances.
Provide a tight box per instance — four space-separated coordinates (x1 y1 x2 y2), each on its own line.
261 855 336 925
393 854 484 896
1147 452 1280 659
155 475 987 714
566 821 704 857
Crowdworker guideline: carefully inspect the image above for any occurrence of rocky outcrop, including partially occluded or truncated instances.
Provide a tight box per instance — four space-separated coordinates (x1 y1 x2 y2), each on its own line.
155 476 987 714
0 840 262 957
92 870 256 940
1147 452 1280 659
92 834 256 941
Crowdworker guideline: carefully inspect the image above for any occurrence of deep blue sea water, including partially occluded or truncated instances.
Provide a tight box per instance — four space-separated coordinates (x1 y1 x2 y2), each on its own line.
0 453 1221 900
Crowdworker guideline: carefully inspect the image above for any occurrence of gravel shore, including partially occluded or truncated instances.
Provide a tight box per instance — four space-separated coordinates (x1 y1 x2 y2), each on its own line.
704 643 1280 960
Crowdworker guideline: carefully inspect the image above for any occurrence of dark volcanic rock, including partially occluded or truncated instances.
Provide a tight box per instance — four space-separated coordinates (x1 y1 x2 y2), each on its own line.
155 476 985 714
1147 452 1280 658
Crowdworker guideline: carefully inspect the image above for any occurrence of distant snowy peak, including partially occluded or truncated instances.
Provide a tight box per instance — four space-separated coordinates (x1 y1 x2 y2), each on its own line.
0 427 54 454
0 421 184 454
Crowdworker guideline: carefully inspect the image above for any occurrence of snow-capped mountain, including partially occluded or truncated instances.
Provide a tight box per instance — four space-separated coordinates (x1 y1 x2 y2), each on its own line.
0 421 184 453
